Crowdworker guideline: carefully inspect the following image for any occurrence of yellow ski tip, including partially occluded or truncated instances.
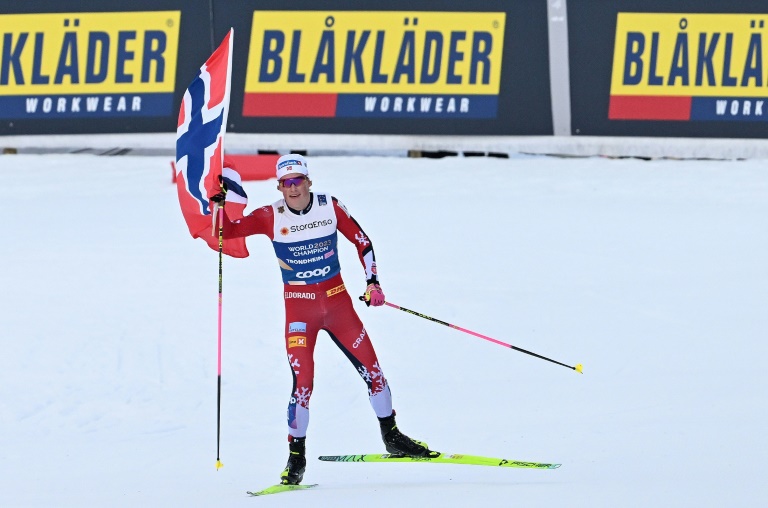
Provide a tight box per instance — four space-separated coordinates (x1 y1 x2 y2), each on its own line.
574 364 583 374
216 460 224 470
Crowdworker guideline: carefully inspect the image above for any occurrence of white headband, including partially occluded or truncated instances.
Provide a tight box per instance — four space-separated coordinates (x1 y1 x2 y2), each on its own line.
276 154 309 180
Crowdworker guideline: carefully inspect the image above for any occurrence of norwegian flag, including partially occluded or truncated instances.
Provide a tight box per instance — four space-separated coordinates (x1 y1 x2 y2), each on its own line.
175 29 248 258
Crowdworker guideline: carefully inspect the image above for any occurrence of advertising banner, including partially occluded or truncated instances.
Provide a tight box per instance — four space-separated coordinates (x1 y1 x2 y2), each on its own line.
0 0 211 135
2 0 553 137
610 13 768 122
214 0 552 135
569 0 768 138
0 11 180 119
242 11 505 120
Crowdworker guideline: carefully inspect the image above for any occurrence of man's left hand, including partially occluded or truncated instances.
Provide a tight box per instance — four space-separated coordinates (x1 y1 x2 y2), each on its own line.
364 283 385 307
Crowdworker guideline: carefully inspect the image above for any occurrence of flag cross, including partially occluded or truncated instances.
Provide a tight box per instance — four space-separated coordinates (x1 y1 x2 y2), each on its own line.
176 70 225 217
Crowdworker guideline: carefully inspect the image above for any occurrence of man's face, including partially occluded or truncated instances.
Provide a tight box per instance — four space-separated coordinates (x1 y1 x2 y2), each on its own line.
278 173 312 209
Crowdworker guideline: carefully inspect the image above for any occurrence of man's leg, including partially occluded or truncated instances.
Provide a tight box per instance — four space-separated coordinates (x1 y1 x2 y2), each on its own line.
281 303 320 484
324 291 429 456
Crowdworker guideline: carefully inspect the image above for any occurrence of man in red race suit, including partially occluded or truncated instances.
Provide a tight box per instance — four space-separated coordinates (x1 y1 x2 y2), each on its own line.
214 154 429 485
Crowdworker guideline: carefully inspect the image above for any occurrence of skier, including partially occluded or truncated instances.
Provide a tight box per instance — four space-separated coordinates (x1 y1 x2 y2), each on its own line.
212 154 429 485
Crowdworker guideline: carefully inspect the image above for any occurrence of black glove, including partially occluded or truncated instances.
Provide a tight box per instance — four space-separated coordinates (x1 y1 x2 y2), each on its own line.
209 175 227 203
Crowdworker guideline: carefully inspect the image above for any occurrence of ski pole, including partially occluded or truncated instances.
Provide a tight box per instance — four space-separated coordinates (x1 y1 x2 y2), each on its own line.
360 296 582 374
215 203 225 470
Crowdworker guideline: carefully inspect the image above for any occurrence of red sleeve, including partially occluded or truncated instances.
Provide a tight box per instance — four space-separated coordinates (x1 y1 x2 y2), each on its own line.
333 197 378 284
223 205 274 240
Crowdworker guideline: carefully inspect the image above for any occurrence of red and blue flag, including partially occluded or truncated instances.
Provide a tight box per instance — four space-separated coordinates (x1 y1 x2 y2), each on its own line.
175 29 248 258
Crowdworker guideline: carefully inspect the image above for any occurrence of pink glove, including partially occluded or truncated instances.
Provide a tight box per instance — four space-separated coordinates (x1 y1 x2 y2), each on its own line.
365 283 385 307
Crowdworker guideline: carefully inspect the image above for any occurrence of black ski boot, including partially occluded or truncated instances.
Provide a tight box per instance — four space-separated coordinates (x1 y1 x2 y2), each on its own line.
378 411 430 457
280 436 306 485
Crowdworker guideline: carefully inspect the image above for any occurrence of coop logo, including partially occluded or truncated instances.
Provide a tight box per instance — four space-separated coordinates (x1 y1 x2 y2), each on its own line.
0 11 180 119
609 13 768 122
242 10 505 119
296 266 331 279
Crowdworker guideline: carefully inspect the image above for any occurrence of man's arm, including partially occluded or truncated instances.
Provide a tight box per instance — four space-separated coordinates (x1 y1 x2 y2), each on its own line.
333 197 377 283
333 197 385 306
222 205 275 240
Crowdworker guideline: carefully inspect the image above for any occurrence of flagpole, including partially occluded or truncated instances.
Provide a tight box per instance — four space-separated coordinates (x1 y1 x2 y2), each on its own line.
174 28 235 470
215 202 224 470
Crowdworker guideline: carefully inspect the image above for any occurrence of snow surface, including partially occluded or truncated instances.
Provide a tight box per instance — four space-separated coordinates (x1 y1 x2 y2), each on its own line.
1 153 766 507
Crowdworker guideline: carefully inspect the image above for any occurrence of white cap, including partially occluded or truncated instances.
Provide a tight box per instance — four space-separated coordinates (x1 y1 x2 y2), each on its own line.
276 154 309 180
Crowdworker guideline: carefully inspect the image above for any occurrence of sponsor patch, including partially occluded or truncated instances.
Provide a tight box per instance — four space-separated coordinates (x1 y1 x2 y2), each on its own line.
296 266 331 279
290 219 333 233
284 291 315 299
352 328 367 349
278 159 304 170
326 284 346 297
289 321 307 333
318 194 327 206
288 336 307 348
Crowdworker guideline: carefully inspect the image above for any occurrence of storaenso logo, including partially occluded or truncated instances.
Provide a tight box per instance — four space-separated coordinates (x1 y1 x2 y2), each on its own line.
296 266 332 279
290 219 333 233
0 11 180 119
243 11 506 119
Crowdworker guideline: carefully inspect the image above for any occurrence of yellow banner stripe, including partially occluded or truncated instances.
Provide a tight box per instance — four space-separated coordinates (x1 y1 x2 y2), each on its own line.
0 11 180 95
245 11 506 94
611 13 768 97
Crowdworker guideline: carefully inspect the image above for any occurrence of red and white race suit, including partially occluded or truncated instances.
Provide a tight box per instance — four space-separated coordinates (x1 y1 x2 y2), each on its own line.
224 192 392 438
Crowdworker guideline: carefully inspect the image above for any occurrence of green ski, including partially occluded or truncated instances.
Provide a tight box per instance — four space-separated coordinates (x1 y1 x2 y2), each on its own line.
318 452 560 469
246 483 318 496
